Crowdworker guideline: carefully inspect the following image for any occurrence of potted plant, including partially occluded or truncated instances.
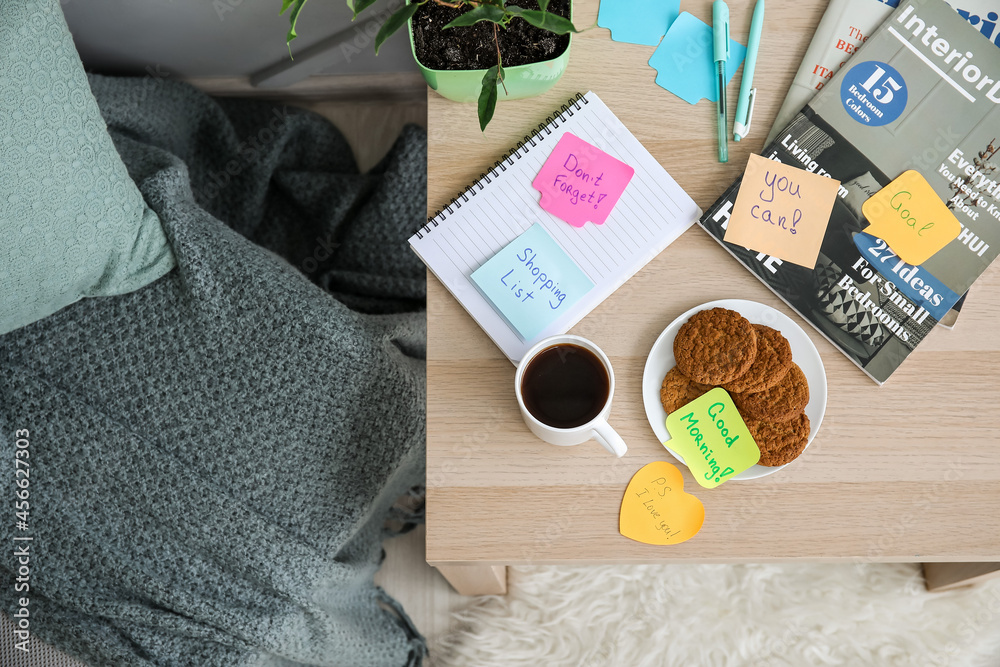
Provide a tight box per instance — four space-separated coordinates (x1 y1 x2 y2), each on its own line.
281 0 580 130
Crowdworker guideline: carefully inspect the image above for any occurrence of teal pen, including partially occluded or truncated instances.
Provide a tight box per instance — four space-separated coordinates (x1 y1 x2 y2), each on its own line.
713 0 730 163
734 0 765 141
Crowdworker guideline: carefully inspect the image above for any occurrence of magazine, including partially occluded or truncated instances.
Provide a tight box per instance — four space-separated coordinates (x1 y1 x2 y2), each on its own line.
767 0 1000 145
766 0 899 146
700 0 1000 385
765 0 1000 328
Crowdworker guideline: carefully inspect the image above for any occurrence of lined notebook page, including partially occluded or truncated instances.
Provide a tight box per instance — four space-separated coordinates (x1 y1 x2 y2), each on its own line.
412 92 701 363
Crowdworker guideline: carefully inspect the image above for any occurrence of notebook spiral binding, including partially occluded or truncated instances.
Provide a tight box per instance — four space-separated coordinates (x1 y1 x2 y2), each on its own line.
414 92 589 240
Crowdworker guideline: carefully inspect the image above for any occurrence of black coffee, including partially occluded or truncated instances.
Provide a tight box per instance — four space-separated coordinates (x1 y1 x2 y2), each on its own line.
521 344 610 429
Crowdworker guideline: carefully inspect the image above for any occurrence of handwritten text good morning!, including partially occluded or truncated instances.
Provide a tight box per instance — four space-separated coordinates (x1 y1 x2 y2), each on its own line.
665 388 760 489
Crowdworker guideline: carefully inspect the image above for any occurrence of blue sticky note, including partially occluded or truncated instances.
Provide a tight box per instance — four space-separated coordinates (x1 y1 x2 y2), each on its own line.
598 0 680 46
471 224 594 341
647 12 746 105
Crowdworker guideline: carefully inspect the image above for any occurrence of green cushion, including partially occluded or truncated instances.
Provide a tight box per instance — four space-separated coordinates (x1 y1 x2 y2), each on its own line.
0 0 175 335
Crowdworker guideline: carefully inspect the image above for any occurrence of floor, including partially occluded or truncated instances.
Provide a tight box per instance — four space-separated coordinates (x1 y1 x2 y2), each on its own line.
295 96 428 173
376 526 472 655
191 72 429 175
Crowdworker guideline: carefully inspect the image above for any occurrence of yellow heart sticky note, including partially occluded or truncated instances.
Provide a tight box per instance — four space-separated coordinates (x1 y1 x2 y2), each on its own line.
861 170 962 266
619 461 704 545
665 388 760 489
723 154 842 269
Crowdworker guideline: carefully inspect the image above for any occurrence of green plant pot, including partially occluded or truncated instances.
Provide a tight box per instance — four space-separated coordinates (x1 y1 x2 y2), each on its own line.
407 4 572 103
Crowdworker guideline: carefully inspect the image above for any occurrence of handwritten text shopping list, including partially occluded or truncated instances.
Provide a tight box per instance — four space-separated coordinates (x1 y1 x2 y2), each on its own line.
471 223 595 340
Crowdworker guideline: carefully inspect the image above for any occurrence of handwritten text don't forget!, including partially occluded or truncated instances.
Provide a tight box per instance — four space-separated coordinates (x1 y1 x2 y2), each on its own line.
553 154 608 208
533 132 634 228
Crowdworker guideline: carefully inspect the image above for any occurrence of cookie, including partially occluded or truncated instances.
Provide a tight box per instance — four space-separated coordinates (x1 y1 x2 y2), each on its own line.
745 413 811 454
722 324 793 394
660 366 710 415
732 363 809 422
746 414 811 467
673 308 757 385
690 378 716 392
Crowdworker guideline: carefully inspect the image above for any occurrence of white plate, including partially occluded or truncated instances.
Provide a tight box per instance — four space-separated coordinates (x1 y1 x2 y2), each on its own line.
641 299 827 480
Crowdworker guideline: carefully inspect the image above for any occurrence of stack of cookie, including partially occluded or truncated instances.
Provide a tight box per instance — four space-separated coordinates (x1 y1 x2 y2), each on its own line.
661 307 811 468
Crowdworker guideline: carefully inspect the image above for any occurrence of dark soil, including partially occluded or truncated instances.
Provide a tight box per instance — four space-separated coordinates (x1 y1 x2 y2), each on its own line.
411 0 571 71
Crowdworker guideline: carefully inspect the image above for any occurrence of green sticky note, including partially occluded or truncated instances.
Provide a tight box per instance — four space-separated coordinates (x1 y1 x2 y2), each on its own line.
665 388 760 489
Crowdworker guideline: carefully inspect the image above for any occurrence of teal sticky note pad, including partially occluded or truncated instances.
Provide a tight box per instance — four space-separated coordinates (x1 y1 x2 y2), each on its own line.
598 0 680 46
647 12 746 105
471 224 595 341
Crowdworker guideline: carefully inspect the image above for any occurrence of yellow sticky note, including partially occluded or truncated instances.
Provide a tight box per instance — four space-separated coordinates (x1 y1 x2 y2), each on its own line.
619 461 704 545
861 170 962 266
724 154 841 269
665 388 760 489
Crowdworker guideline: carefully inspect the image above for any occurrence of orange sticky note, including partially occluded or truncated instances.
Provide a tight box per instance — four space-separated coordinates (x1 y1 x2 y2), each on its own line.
724 154 841 269
861 170 962 266
619 461 704 545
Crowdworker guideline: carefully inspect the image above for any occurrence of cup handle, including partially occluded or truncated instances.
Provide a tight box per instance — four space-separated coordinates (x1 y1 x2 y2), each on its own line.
592 419 628 457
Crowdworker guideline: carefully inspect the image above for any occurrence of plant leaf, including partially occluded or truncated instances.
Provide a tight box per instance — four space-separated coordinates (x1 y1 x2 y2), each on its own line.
537 0 549 10
443 5 507 28
506 7 579 34
375 3 420 55
281 0 309 50
347 0 380 19
478 64 502 132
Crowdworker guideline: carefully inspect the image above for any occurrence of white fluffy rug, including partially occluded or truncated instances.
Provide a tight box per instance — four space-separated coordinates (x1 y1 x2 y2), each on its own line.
430 564 1000 666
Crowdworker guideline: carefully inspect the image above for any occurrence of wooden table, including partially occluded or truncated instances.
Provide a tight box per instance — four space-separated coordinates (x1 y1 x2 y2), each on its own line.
425 0 1000 595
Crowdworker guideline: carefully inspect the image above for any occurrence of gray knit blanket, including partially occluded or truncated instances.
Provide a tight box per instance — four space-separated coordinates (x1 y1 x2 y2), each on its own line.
0 76 427 666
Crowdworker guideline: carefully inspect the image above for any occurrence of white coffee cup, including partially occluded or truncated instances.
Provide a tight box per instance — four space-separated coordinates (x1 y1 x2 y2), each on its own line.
514 334 628 457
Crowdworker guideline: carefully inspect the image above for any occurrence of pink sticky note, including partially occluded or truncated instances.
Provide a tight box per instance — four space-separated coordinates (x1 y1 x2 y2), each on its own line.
532 133 634 228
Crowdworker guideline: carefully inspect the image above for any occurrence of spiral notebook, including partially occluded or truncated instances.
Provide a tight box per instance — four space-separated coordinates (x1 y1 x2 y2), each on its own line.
410 91 701 363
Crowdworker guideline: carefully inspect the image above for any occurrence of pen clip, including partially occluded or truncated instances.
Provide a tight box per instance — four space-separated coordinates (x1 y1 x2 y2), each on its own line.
713 1 730 62
744 87 756 133
733 88 756 141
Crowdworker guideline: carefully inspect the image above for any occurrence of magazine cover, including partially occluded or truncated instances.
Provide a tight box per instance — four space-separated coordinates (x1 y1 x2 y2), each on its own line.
700 0 1000 384
768 0 1000 144
765 0 899 146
